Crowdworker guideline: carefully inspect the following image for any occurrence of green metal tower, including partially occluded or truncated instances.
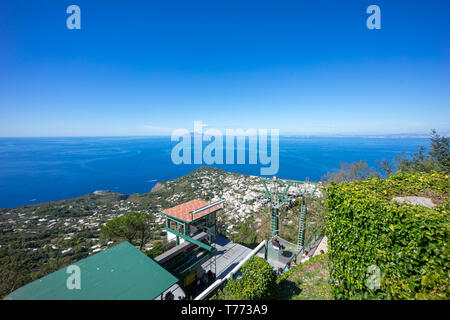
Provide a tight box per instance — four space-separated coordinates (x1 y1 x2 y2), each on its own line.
261 177 317 249
297 197 307 250
262 177 291 238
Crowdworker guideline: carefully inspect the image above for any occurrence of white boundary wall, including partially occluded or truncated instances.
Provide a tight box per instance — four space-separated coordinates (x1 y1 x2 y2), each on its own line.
194 240 267 300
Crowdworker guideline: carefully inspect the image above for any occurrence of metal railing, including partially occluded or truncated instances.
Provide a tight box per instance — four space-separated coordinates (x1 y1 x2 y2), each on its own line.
194 240 267 300
191 199 225 220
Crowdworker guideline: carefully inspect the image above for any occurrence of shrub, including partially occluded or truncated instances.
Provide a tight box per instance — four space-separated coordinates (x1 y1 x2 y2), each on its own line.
326 172 449 299
215 257 277 300
145 242 163 258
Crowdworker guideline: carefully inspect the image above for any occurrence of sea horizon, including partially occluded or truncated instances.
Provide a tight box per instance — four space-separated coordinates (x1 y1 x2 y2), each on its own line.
0 132 442 139
0 136 430 209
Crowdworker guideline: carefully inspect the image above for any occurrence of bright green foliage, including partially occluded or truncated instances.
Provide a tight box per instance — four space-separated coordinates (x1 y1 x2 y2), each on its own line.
215 257 278 300
145 242 164 258
326 172 449 300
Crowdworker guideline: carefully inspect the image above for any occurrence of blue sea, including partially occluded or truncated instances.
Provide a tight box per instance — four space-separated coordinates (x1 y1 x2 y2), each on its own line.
0 136 428 208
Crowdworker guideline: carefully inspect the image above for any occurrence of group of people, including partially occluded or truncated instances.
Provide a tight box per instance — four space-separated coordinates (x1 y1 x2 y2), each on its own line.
276 248 326 277
196 270 216 293
300 249 325 263
276 260 297 276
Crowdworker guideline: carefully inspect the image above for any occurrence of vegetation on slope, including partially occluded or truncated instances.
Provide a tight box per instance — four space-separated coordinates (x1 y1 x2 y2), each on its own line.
326 172 449 299
278 254 331 300
0 166 245 298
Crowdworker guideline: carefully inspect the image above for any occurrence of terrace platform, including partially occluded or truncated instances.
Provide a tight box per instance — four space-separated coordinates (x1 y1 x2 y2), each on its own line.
200 234 253 279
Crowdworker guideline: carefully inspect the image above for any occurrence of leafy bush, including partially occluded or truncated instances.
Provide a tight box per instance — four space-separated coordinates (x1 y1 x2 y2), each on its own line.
215 257 277 300
326 172 449 299
145 242 163 258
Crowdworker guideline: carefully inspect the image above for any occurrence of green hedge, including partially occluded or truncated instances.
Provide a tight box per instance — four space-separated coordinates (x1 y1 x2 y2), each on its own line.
326 172 449 299
145 243 163 258
214 256 278 300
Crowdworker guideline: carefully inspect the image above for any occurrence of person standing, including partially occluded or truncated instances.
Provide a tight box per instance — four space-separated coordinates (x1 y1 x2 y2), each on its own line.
301 250 310 263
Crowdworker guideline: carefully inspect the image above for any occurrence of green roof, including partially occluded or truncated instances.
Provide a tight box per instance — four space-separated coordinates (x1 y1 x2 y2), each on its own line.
5 242 178 300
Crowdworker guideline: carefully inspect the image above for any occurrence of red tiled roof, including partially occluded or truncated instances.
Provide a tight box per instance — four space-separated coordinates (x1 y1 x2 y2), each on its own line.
161 199 223 222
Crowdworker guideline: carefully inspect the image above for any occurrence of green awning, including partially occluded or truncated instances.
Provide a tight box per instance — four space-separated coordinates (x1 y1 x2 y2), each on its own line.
5 242 178 300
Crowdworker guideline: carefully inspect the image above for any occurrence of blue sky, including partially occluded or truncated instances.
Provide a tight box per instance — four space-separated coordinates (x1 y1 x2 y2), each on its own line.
0 0 449 137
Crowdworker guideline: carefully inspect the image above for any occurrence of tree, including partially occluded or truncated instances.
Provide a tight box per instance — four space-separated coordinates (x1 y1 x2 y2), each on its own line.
234 220 258 246
394 130 449 174
101 211 155 250
429 129 449 172
376 158 394 178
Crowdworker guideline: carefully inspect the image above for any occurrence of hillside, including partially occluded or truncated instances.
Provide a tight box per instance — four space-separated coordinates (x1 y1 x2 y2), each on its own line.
278 254 331 300
0 166 324 298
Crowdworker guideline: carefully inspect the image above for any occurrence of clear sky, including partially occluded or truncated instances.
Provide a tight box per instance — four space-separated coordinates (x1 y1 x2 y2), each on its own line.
0 0 449 137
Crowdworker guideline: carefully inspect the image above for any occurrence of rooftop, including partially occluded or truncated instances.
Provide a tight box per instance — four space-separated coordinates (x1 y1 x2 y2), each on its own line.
4 242 178 300
161 199 223 223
